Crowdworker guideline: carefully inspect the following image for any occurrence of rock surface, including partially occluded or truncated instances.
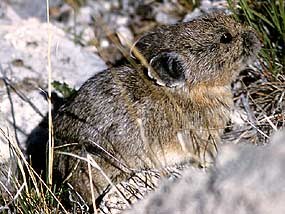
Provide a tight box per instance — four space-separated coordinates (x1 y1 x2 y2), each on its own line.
0 18 106 149
124 130 285 214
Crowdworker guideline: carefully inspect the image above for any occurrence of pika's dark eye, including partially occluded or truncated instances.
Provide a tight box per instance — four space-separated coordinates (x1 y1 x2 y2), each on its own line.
220 32 233 44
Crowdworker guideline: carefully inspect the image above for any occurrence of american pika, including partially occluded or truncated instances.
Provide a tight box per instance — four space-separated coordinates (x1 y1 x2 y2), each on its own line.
53 11 260 205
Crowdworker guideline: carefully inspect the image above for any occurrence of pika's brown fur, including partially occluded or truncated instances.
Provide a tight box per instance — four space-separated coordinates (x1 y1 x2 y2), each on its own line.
53 12 260 205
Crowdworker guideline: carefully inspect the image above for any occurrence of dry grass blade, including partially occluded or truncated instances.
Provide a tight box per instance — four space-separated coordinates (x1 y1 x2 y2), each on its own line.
0 128 68 213
57 151 131 207
87 155 98 214
89 139 132 173
228 68 285 144
46 0 54 187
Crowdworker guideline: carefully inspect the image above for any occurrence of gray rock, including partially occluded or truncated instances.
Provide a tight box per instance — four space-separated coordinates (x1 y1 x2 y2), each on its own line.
0 18 106 150
125 130 285 214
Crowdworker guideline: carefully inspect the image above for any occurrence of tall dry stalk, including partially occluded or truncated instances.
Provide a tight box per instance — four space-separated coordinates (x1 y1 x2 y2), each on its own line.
46 0 54 186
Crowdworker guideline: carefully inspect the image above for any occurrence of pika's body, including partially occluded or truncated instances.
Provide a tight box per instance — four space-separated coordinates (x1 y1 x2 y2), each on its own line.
53 12 260 204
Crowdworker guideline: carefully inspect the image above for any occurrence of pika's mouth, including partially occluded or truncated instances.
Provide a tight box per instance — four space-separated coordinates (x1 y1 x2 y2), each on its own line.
242 30 261 58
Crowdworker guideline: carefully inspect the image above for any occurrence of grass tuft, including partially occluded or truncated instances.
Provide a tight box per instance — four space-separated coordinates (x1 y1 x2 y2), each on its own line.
227 0 285 75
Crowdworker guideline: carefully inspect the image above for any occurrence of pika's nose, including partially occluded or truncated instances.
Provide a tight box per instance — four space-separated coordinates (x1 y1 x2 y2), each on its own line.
242 30 261 52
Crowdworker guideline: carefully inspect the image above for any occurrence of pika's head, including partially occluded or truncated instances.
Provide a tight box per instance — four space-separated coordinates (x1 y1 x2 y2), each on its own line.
132 11 261 88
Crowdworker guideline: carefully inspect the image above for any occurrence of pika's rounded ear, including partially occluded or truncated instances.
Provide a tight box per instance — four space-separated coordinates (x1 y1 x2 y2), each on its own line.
148 52 186 88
